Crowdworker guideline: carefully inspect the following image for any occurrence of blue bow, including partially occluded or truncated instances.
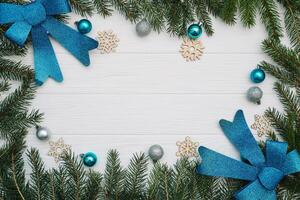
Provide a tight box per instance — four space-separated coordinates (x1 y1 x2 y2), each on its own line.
197 110 300 200
0 0 98 85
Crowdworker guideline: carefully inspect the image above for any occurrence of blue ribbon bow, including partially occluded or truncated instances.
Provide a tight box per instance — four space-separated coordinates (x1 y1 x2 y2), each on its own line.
0 0 99 85
197 110 300 200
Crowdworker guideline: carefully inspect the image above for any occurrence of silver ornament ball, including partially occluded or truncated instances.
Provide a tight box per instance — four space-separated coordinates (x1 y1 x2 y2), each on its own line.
247 86 263 104
136 19 151 37
36 126 50 140
148 144 164 162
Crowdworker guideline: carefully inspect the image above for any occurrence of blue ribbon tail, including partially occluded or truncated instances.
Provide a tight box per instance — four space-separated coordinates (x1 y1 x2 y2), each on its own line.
31 26 63 85
197 147 258 180
219 110 265 166
42 17 98 66
39 0 71 15
235 180 277 200
265 141 288 169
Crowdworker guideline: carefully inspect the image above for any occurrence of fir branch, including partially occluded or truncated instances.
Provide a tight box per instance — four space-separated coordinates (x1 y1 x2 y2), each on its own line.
93 0 113 17
27 148 49 200
194 0 214 36
124 153 148 199
84 171 103 200
259 0 283 40
220 0 238 25
284 7 300 53
239 0 258 27
69 0 94 17
61 152 86 200
104 150 125 199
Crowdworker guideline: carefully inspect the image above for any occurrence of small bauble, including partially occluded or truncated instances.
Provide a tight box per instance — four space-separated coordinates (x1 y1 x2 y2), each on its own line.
36 126 50 140
247 86 263 104
250 68 265 83
136 19 151 37
187 23 202 39
76 19 92 34
82 152 97 167
148 144 164 162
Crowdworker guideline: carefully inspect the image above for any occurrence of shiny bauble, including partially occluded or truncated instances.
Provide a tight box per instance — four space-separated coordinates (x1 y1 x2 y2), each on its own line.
247 86 263 104
187 23 202 39
148 145 164 162
82 152 98 167
36 126 50 140
250 68 265 83
76 19 92 34
136 19 151 37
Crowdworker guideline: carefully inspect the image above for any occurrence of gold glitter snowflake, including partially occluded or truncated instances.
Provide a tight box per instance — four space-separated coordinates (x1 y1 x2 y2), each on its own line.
251 114 272 137
176 136 199 157
180 38 204 61
48 138 71 162
96 30 119 54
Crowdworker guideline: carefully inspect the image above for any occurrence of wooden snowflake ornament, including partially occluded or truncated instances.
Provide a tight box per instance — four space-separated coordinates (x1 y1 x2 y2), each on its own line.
251 114 272 137
176 136 199 157
48 138 71 162
96 30 119 54
180 38 204 61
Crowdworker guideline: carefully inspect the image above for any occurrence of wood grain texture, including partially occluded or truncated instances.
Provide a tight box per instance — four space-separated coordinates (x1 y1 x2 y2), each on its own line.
24 12 285 169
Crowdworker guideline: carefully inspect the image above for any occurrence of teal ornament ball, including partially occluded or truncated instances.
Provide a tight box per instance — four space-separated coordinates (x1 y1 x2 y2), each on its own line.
76 19 92 34
187 23 202 39
250 68 265 83
82 152 97 167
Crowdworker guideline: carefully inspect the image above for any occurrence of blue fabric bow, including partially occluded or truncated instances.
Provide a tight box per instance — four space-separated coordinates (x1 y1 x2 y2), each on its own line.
197 110 300 200
0 0 99 85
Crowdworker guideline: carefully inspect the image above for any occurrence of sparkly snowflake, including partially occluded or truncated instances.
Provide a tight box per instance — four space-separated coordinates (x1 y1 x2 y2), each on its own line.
176 136 199 157
48 138 71 162
180 38 204 61
96 30 119 54
251 114 272 137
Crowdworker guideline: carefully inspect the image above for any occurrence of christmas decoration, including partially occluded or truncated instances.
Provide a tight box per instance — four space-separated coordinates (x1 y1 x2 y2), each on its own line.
180 38 204 61
0 0 98 85
136 19 151 37
176 136 199 157
48 138 71 162
96 30 119 54
187 23 202 39
251 114 272 137
76 19 93 34
81 152 98 167
250 68 266 83
197 110 300 200
35 126 50 140
0 0 300 199
247 86 263 104
148 144 164 162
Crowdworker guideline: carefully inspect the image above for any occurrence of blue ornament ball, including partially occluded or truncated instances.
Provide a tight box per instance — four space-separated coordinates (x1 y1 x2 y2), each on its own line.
82 152 97 167
187 23 202 39
76 19 92 34
250 68 265 83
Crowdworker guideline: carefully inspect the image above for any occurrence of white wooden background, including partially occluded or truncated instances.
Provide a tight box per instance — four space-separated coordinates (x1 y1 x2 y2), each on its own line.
24 12 287 171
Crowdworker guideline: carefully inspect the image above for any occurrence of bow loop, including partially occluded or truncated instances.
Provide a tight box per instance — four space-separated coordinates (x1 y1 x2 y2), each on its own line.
22 2 46 26
258 167 284 190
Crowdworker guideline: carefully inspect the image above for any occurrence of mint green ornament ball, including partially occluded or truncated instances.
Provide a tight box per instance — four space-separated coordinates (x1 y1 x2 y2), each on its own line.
76 19 92 34
187 24 202 39
82 152 97 167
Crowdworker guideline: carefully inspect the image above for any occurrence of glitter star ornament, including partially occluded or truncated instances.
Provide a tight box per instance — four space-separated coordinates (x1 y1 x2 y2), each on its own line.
176 136 199 157
48 138 71 162
96 30 119 54
251 114 272 137
180 38 204 61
